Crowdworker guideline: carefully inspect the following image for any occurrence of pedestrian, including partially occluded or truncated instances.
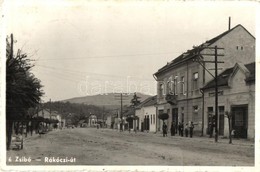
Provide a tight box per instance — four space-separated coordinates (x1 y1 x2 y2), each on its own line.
185 123 189 137
38 123 43 137
178 122 181 136
209 122 213 138
170 121 175 136
189 121 194 138
180 122 184 137
162 122 167 137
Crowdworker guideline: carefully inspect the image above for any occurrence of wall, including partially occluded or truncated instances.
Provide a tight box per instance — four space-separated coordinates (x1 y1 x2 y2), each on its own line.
143 106 157 132
204 25 255 84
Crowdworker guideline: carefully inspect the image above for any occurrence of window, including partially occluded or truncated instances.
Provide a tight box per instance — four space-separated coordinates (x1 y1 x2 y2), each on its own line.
174 76 178 95
207 107 214 129
193 72 199 90
153 114 155 124
180 76 185 95
241 46 243 50
159 83 164 97
167 77 172 94
151 115 152 124
236 46 239 50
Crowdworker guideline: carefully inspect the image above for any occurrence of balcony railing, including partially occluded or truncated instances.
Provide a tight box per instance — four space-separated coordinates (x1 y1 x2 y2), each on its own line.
165 93 177 105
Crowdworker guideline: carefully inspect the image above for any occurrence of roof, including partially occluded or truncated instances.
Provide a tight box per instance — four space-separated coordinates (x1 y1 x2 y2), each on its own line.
202 62 255 90
124 108 135 116
136 95 157 109
154 24 255 76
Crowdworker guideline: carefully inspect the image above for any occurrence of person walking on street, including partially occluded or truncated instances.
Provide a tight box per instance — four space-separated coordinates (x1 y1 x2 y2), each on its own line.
189 121 194 138
163 122 167 137
170 122 175 136
185 123 189 137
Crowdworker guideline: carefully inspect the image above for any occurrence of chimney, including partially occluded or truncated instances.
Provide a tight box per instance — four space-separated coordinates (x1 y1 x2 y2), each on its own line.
228 17 231 30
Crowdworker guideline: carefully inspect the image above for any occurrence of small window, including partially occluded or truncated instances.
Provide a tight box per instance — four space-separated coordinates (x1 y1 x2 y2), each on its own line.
236 46 239 50
241 46 243 50
193 72 198 80
193 72 199 90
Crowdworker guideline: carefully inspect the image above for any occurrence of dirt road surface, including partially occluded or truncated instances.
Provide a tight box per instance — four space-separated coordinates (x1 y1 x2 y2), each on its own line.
6 128 254 166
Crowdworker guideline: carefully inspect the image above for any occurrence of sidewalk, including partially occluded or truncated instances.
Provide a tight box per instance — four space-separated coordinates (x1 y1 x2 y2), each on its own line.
104 127 254 147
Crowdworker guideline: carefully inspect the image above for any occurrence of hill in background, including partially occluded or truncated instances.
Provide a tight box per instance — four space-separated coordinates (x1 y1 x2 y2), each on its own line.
63 92 152 110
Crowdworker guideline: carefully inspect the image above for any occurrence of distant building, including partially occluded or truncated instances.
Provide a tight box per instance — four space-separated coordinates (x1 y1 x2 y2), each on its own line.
88 114 97 127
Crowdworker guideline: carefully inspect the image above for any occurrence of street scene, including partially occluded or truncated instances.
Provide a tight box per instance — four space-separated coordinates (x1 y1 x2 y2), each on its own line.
7 128 254 166
2 1 257 171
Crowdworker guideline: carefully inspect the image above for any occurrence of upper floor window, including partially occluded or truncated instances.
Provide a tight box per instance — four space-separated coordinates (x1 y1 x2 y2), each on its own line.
180 76 185 95
159 83 164 97
167 77 172 94
174 76 178 95
193 72 199 90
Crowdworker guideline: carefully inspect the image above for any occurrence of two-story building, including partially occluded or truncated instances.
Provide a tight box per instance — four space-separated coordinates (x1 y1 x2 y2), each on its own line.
153 24 255 136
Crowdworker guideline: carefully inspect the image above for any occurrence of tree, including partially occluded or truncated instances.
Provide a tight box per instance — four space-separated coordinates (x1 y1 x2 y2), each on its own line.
130 92 141 107
130 93 141 133
158 113 169 122
6 34 44 150
225 111 233 144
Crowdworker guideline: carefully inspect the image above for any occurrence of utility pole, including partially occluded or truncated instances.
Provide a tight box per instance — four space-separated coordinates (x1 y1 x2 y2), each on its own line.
114 93 128 131
102 106 105 128
121 93 123 130
214 46 219 143
194 45 224 143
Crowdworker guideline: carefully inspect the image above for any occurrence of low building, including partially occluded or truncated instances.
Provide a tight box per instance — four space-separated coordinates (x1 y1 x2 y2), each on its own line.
88 114 97 127
202 62 255 139
135 96 157 132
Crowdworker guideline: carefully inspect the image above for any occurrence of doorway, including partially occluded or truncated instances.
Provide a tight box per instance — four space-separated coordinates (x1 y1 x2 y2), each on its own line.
231 105 248 138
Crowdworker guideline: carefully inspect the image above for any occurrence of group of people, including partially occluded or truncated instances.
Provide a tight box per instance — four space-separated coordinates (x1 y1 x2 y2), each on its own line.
162 121 194 138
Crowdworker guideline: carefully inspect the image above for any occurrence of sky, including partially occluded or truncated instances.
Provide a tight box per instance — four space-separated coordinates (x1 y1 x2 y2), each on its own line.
4 0 257 102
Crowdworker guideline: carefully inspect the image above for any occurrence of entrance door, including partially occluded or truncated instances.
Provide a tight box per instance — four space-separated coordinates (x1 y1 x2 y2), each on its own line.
232 106 248 138
172 108 178 125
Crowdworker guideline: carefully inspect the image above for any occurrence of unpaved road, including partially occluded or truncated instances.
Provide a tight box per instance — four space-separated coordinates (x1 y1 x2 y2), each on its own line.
6 128 254 166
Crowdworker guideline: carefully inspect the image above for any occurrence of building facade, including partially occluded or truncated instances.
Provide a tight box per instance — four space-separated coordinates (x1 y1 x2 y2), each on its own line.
153 24 255 136
202 62 255 139
135 96 157 132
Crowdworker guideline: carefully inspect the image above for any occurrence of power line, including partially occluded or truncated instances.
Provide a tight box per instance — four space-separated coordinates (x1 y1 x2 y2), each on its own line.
33 51 181 61
34 64 156 81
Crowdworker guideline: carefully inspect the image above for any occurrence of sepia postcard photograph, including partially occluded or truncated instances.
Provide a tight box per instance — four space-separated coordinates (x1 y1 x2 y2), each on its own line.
0 0 259 171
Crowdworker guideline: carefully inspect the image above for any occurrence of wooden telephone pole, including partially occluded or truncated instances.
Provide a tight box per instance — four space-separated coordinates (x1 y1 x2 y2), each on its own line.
114 93 128 131
194 45 224 142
